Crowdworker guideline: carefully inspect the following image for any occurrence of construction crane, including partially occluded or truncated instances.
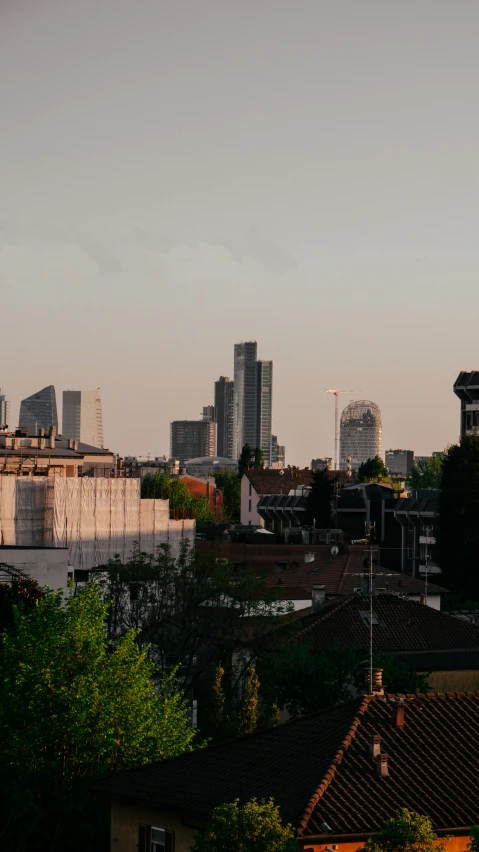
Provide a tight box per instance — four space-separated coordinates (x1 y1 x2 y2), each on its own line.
326 389 363 471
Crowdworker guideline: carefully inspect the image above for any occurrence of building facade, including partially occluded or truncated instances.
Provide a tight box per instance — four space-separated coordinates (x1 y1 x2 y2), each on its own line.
339 399 382 471
233 341 258 458
454 371 479 438
0 389 10 430
271 435 285 467
170 420 216 465
19 385 58 435
385 448 414 476
62 389 104 448
214 376 234 459
256 360 273 465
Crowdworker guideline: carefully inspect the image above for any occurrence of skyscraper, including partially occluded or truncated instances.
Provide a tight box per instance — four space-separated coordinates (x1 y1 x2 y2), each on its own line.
62 389 104 447
19 385 58 435
339 400 382 471
233 341 258 458
0 389 10 429
170 420 216 465
256 360 273 465
214 376 234 459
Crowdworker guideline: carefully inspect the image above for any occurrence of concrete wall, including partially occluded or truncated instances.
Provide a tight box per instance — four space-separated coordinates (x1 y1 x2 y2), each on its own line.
425 669 479 693
0 546 69 591
240 475 264 526
110 800 204 852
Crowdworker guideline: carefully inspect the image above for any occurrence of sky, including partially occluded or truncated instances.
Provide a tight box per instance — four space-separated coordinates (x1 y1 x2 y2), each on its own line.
1 0 478 465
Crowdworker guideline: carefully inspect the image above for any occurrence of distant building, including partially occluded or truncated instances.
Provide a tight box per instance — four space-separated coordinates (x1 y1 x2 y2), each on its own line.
339 400 382 471
19 385 58 435
0 428 115 477
233 341 258 458
185 456 237 478
62 389 104 448
256 360 273 465
0 389 10 429
311 457 332 471
385 449 414 477
214 376 234 459
122 456 180 478
202 405 216 423
170 420 216 466
454 371 479 438
271 435 285 467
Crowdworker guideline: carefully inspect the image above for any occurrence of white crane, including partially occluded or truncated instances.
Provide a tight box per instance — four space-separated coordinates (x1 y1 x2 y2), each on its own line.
326 389 363 471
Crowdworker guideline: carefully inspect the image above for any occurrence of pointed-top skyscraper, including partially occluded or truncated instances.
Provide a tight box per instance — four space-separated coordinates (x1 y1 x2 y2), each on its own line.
19 385 58 435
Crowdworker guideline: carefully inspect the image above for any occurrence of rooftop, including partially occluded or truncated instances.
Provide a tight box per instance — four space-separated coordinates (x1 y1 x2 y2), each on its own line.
96 691 479 838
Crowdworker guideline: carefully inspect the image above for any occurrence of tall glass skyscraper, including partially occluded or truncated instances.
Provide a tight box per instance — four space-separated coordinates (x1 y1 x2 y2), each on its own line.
62 389 104 448
19 385 58 435
256 360 273 466
233 342 274 465
0 389 10 429
214 376 235 459
339 400 382 471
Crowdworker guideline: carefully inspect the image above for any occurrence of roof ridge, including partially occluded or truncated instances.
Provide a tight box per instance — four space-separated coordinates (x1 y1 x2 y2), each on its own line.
299 594 354 638
297 695 372 836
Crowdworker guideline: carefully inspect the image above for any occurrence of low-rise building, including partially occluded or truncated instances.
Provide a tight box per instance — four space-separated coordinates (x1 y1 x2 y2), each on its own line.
0 427 115 477
185 456 237 478
0 545 70 592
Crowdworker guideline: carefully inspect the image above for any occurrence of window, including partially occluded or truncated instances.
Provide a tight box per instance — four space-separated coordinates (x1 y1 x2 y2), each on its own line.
139 825 174 852
359 610 380 626
248 498 252 512
249 481 252 496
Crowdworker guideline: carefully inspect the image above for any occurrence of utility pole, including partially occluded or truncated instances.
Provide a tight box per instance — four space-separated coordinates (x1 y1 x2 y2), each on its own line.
326 389 363 470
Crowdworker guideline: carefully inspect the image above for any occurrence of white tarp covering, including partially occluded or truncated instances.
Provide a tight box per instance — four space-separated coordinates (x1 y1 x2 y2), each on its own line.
0 475 195 569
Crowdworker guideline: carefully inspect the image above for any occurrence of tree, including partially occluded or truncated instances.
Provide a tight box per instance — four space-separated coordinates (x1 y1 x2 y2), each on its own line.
141 473 215 522
357 456 389 483
0 574 43 632
437 437 479 598
468 825 479 852
304 469 334 527
238 444 264 477
0 583 196 851
212 471 241 523
362 809 447 852
191 798 297 852
407 456 443 489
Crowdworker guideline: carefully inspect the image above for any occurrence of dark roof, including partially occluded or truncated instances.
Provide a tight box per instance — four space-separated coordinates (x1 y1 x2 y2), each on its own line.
96 692 479 837
391 649 479 672
298 594 479 653
244 469 352 495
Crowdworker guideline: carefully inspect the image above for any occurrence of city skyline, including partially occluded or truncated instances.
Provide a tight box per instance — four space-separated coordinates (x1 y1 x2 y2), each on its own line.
1 1 477 464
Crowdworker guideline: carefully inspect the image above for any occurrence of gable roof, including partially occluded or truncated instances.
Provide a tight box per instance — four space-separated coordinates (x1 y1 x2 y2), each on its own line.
244 468 314 494
298 593 479 653
96 692 479 837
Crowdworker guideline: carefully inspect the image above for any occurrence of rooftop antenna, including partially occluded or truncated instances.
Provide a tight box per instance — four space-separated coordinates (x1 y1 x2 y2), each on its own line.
325 389 364 470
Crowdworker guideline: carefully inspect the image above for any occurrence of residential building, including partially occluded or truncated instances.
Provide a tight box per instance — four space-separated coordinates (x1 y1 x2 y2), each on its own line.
233 341 258 457
339 399 382 471
62 389 104 448
97 690 479 852
0 427 115 477
385 448 414 476
271 435 285 467
170 420 216 466
0 389 10 429
19 385 58 435
311 457 332 471
214 376 234 459
185 456 237 477
256 360 273 465
454 370 479 438
0 547 70 593
122 456 180 478
240 468 314 527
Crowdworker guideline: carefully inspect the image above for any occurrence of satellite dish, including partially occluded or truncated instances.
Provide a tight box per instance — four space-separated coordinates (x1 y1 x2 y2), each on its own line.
331 545 339 557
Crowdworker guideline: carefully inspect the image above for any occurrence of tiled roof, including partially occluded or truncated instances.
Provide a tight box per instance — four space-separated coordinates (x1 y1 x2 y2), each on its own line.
244 469 352 495
298 594 479 653
96 692 479 837
391 649 479 672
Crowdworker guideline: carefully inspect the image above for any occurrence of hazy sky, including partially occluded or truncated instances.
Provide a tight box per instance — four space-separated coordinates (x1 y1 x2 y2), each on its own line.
1 0 477 464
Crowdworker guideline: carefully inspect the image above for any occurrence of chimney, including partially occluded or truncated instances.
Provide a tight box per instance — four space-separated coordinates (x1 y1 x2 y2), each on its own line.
361 573 376 597
369 735 381 758
391 701 405 729
419 593 426 605
376 754 389 777
304 551 315 564
39 427 45 437
311 584 326 614
49 425 57 449
366 667 384 696
39 437 46 450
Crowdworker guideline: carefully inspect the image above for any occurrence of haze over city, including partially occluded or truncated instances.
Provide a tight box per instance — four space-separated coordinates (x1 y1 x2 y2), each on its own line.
2 0 478 464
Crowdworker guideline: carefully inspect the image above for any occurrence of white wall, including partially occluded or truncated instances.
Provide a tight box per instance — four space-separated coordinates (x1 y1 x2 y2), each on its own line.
240 474 264 526
0 546 69 592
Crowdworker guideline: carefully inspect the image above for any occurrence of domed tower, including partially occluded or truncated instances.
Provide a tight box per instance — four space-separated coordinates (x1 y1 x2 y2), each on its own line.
339 400 382 471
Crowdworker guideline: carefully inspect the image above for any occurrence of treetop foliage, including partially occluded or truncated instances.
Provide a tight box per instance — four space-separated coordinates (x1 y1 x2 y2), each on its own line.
211 470 241 523
141 472 216 522
407 455 443 490
190 797 297 852
238 444 265 476
357 456 390 483
304 468 334 527
363 809 447 852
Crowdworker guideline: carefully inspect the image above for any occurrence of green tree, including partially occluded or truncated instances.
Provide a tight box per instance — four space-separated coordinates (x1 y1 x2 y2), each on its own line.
437 437 479 597
0 574 43 632
191 798 297 852
362 809 447 852
357 456 390 483
254 447 265 469
141 473 215 522
468 825 479 852
238 445 264 477
237 666 260 736
0 583 196 851
212 471 241 523
304 468 334 527
407 456 443 489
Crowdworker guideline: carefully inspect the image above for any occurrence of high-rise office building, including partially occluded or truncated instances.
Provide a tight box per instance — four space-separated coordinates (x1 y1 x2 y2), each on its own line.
385 449 414 477
256 360 273 465
339 400 382 471
233 341 258 458
0 389 10 429
202 406 216 423
453 371 479 438
214 376 234 459
62 389 104 447
170 420 216 465
19 385 58 435
272 435 286 467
